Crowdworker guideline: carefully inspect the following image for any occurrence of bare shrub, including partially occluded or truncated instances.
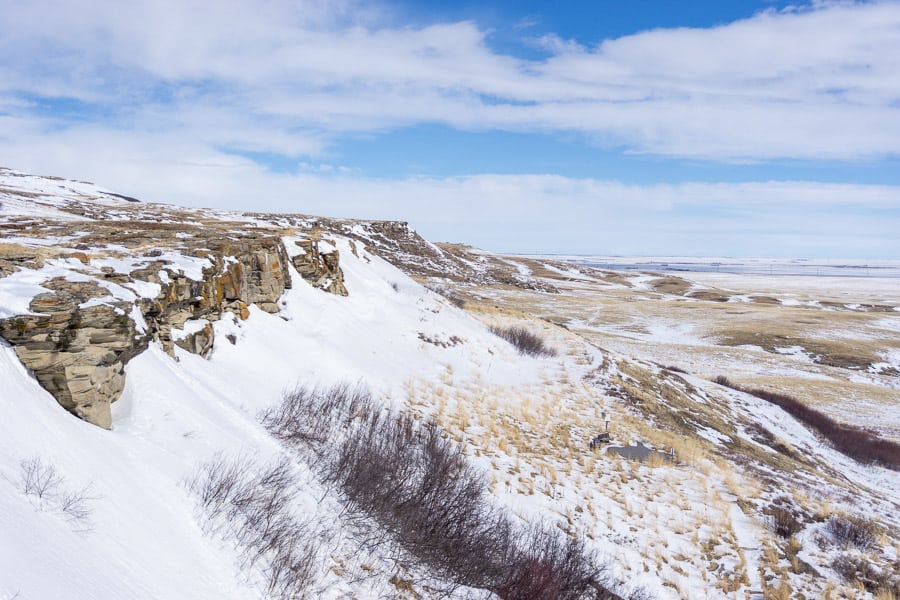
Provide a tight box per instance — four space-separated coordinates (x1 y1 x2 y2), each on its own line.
771 508 802 538
19 457 63 499
764 499 803 538
626 587 656 600
490 325 557 358
826 515 877 550
263 385 622 599
330 413 616 598
187 455 318 598
190 454 252 520
58 485 97 524
262 384 375 458
832 554 900 596
16 456 97 528
499 525 619 600
714 378 900 469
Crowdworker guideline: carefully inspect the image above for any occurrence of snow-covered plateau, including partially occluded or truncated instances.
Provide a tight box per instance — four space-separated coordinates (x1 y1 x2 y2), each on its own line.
1 168 898 599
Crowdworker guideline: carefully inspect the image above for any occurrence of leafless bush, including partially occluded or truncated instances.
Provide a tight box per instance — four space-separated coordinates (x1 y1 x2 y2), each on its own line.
263 384 622 598
19 457 63 500
625 587 656 600
490 325 557 358
826 515 877 550
187 455 318 598
832 554 899 596
764 499 803 538
714 377 900 469
328 414 512 589
262 383 376 458
499 525 619 600
58 485 97 524
190 454 252 520
16 456 97 528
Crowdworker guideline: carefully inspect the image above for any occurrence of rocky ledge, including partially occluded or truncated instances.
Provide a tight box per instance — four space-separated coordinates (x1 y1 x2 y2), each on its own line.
1 203 350 428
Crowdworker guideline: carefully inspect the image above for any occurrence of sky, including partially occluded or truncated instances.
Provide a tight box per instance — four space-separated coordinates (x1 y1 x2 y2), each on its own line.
1 0 899 258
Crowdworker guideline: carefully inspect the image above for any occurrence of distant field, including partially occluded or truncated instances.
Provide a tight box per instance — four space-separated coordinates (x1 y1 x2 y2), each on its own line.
465 256 900 442
524 254 900 279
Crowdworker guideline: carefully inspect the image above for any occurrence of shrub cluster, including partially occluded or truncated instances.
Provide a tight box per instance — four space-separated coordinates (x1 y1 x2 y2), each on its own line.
825 514 877 550
832 554 899 596
490 325 557 358
264 385 625 599
18 456 95 528
767 506 802 539
188 456 317 598
714 377 900 469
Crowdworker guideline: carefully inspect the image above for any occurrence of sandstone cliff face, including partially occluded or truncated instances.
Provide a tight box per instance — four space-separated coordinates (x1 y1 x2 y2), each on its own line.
0 232 301 428
290 239 349 296
138 237 293 357
0 279 140 428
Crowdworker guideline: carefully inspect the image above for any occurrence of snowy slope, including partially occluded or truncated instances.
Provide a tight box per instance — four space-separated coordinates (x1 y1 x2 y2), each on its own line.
0 228 555 599
2 170 899 600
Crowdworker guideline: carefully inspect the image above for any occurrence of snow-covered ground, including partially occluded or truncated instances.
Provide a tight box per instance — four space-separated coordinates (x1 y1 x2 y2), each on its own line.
0 230 553 598
2 170 899 599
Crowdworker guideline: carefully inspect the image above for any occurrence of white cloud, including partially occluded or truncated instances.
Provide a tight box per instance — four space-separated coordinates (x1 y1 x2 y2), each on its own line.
3 125 896 257
1 0 898 257
1 0 899 160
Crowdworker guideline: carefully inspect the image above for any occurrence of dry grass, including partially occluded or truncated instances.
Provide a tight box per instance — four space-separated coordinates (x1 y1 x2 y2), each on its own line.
0 241 42 257
716 325 891 371
402 274 900 600
649 276 692 296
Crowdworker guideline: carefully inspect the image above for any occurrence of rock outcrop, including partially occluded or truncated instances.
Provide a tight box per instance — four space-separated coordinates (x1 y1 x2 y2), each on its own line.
0 279 142 428
291 239 349 296
0 233 298 428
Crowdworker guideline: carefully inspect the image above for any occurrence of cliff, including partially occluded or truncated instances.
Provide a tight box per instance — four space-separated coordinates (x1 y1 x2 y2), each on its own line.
0 168 351 427
0 166 556 428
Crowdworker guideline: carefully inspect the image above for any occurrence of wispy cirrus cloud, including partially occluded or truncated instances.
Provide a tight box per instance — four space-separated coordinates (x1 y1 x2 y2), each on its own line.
1 0 898 257
1 0 899 160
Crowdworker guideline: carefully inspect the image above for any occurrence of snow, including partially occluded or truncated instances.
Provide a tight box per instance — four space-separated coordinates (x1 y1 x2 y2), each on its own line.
0 273 50 318
0 233 555 599
171 318 209 341
125 279 162 300
774 345 816 362
92 251 212 283
0 259 93 318
158 252 213 281
0 342 258 599
3 172 899 599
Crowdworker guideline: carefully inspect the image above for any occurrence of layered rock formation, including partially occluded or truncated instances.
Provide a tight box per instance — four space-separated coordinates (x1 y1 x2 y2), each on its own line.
1 167 558 431
0 279 141 428
291 239 349 296
0 226 344 428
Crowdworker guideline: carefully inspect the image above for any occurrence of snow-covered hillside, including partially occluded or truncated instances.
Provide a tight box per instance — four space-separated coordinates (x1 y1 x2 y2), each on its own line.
2 169 899 599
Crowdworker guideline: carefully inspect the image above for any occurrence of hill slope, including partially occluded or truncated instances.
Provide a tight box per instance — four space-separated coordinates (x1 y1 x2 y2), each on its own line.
1 169 898 599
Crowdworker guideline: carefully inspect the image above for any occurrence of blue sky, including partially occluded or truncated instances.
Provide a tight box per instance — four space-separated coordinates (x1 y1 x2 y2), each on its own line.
1 0 899 258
